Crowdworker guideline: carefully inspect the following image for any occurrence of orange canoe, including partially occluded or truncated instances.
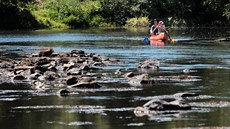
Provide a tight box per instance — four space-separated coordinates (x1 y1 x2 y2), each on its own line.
150 33 168 42
150 40 165 46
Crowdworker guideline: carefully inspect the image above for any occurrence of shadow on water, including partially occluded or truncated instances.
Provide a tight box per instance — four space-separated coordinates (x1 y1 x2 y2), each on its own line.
0 27 230 129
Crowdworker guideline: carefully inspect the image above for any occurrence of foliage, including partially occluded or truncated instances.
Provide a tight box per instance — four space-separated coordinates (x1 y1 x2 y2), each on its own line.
32 10 67 28
223 4 230 21
99 0 148 26
34 0 104 28
0 0 229 29
0 0 41 29
126 17 148 27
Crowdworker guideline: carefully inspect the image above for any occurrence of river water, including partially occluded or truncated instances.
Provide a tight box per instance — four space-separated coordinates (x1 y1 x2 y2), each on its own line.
0 28 230 129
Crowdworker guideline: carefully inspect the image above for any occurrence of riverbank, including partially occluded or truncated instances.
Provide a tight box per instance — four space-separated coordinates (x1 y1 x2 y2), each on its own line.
1 1 229 30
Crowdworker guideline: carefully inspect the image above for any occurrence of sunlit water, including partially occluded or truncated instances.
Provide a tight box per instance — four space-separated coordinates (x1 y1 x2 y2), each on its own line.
0 28 229 129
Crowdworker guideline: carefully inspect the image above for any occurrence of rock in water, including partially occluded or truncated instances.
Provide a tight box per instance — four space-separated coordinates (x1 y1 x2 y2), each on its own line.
39 48 54 57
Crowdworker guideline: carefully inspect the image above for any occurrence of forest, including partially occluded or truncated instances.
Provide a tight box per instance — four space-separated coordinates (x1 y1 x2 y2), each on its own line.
0 0 229 30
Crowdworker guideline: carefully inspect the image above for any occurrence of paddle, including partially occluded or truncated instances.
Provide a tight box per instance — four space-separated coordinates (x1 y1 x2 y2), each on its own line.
164 29 174 44
168 34 174 43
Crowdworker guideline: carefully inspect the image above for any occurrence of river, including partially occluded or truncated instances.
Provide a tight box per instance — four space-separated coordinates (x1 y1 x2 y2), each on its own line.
0 27 230 129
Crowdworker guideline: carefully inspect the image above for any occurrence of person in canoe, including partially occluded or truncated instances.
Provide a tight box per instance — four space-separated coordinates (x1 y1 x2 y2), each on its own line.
149 20 169 42
149 19 159 36
157 21 168 34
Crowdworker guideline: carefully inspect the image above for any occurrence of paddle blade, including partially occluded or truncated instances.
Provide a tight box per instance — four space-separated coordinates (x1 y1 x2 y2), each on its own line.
144 37 149 44
170 38 174 43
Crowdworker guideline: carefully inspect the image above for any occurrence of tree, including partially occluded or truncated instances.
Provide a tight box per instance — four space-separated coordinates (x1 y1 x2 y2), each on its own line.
0 0 40 29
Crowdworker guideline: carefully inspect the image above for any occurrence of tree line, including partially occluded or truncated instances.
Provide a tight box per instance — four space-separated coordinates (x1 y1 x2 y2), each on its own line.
0 0 229 30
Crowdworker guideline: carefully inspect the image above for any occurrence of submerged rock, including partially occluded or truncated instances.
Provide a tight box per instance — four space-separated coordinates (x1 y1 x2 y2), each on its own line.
57 89 70 96
173 92 199 98
137 59 159 71
66 76 78 85
133 92 200 117
134 98 191 117
38 48 54 57
71 50 85 56
13 75 27 80
123 72 135 78
128 74 155 86
143 98 191 111
69 81 101 89
69 76 102 88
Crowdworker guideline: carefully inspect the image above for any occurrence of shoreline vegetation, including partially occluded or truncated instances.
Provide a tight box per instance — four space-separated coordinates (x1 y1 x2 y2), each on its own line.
0 0 229 30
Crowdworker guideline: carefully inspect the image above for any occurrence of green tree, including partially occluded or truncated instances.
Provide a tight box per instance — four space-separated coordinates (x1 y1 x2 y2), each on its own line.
0 0 40 29
100 0 148 26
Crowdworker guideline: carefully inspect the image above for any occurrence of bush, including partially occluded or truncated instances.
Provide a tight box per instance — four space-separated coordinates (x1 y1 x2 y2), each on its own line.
62 15 88 28
32 10 67 28
126 17 148 27
89 15 105 27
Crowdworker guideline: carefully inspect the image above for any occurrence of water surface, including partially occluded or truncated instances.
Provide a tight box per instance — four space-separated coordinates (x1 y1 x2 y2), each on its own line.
0 28 230 129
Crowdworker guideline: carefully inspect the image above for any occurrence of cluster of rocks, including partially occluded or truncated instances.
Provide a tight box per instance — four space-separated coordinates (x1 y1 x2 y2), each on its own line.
134 92 199 117
125 59 200 86
0 48 201 96
0 48 204 116
0 48 122 92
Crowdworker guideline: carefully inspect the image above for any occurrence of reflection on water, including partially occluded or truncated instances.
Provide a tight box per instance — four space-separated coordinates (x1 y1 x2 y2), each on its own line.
0 28 230 129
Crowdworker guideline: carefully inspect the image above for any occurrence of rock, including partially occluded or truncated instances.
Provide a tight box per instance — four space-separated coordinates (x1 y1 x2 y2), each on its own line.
137 59 159 70
128 74 155 86
114 69 122 75
134 106 149 117
183 69 197 73
13 75 27 80
78 76 95 83
69 81 101 89
68 76 101 88
19 58 34 66
66 68 81 76
59 58 69 64
34 65 49 73
66 76 78 85
71 50 85 56
63 62 75 71
99 55 109 61
93 62 105 67
29 73 42 80
39 48 54 57
47 65 57 72
92 56 101 62
32 81 51 90
219 38 230 42
137 98 192 111
123 72 135 78
0 61 14 68
79 64 97 71
32 53 39 57
57 89 70 96
173 92 199 98
14 65 33 71
44 71 60 81
35 58 53 66
51 52 59 57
